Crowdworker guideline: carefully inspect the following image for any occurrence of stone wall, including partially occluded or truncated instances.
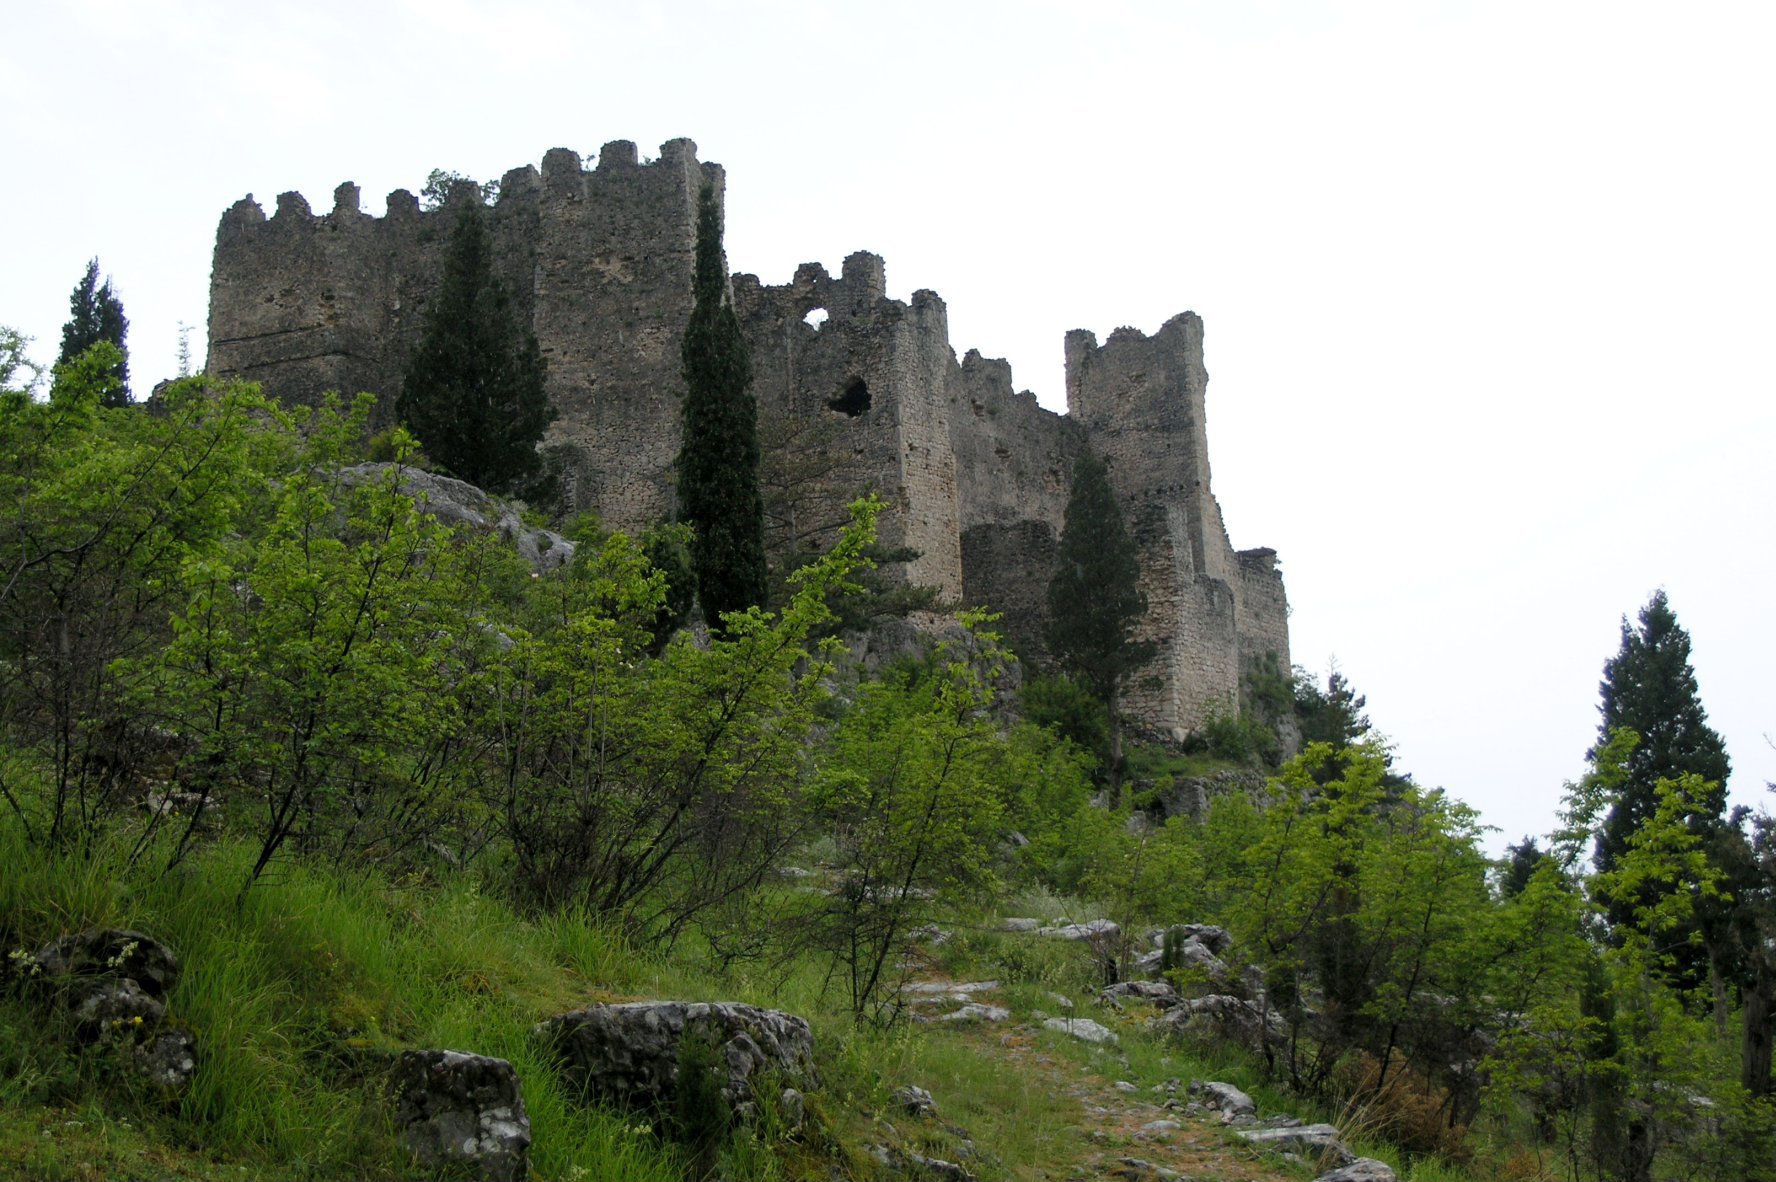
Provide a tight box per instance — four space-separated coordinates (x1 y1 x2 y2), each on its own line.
205 139 1289 736
208 139 716 531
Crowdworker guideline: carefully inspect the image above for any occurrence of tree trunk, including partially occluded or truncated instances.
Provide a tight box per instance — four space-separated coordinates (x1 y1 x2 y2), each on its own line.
1744 956 1773 1097
1106 690 1124 810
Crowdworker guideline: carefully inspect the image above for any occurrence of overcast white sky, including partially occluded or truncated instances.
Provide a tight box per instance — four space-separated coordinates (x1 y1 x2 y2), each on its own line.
3 0 1771 854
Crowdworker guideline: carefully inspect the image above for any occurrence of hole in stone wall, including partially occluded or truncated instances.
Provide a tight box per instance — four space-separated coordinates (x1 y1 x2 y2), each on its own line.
828 378 870 418
803 307 829 329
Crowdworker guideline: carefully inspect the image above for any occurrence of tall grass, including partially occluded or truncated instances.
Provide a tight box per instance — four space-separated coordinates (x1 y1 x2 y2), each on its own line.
0 824 692 1179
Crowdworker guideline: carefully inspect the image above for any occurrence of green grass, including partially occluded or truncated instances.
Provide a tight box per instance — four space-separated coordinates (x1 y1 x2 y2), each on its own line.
0 820 1522 1181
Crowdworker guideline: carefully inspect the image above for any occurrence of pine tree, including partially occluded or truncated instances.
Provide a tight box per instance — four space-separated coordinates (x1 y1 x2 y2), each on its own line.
398 199 552 496
1046 449 1156 798
57 258 130 406
677 183 765 626
1591 590 1731 878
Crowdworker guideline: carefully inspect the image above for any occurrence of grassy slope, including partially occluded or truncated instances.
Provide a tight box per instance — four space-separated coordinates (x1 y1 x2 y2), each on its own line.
0 828 1496 1181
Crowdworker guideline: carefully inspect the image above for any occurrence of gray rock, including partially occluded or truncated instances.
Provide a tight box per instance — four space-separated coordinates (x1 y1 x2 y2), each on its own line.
392 1050 530 1182
894 1084 937 1116
1001 917 1042 932
34 929 181 998
1113 1080 1138 1092
339 464 573 573
70 978 166 1043
1140 1119 1182 1136
1315 1158 1399 1182
779 1087 805 1129
1041 1016 1119 1046
539 1000 817 1117
1112 1158 1182 1182
903 980 998 999
132 1029 198 1094
1045 991 1075 1011
1188 1079 1256 1120
1152 993 1282 1045
908 924 951 946
939 1004 1010 1023
1038 918 1120 942
1099 980 1180 1008
1238 1123 1353 1165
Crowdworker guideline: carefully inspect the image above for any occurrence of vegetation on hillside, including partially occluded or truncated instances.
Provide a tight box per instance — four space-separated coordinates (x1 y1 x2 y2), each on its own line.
1 333 1773 1181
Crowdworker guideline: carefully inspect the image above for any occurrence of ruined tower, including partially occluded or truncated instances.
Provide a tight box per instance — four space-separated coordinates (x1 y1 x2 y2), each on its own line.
205 138 1289 738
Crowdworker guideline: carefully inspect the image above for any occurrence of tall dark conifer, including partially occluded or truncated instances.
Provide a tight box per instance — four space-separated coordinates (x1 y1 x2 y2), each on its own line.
677 183 765 625
1046 449 1155 799
399 198 552 496
58 258 130 406
1591 590 1731 879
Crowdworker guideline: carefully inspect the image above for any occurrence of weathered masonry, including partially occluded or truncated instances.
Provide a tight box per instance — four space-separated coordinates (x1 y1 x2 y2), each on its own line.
206 138 1289 737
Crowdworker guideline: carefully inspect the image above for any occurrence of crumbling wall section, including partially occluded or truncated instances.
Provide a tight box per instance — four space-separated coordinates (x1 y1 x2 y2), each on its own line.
732 253 962 598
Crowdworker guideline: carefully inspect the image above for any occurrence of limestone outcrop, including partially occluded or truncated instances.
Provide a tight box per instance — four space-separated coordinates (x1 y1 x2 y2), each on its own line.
538 1000 817 1118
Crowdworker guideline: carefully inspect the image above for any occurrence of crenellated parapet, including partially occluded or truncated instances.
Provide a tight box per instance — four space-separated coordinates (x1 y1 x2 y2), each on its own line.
207 140 722 529
205 139 1288 739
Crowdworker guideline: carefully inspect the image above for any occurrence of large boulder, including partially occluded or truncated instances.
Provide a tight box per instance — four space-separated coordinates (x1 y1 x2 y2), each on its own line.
338 464 573 572
539 1001 817 1118
1152 994 1282 1046
33 929 181 999
1238 1123 1353 1165
1038 919 1120 942
133 1030 199 1094
1098 981 1180 1009
1188 1080 1256 1121
1042 1016 1119 1046
391 1050 530 1182
70 977 166 1044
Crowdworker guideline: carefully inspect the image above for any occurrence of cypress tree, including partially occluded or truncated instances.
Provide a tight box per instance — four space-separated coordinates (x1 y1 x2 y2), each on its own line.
677 183 765 625
1046 449 1156 797
399 199 552 496
58 258 130 406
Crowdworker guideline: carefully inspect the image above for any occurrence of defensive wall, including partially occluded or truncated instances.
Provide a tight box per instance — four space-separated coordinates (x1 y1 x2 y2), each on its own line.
205 138 1289 737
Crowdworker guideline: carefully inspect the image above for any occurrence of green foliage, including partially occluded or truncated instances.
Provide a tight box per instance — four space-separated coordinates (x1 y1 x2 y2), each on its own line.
0 327 40 397
1045 450 1154 706
673 1029 730 1179
1 364 276 849
1293 666 1374 749
484 498 881 941
419 168 499 209
56 259 129 405
808 612 1048 1020
640 520 697 647
1019 674 1110 775
1591 593 1731 909
1191 694 1280 767
398 200 554 498
1046 449 1156 801
678 183 766 626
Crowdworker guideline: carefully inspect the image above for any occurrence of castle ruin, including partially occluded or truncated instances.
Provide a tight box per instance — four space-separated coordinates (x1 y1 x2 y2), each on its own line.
205 138 1289 737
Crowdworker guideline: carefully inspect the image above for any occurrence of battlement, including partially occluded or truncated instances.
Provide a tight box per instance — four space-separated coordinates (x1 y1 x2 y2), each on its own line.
216 140 720 238
205 139 1288 740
